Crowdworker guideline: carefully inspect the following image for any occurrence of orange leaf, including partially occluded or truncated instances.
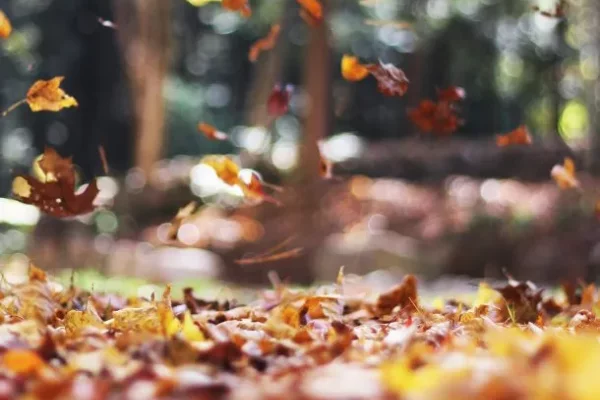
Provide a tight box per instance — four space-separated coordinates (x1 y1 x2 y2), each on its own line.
367 61 409 97
201 155 241 186
28 263 47 282
12 148 98 217
341 55 371 82
551 157 579 190
3 350 44 375
408 100 460 136
496 125 532 147
249 24 281 62
198 122 228 141
240 171 282 206
222 0 251 18
26 77 78 112
376 275 419 315
298 0 323 25
0 10 12 39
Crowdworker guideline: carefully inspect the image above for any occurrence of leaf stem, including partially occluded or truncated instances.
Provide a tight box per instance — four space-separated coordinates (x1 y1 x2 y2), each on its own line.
1 99 26 117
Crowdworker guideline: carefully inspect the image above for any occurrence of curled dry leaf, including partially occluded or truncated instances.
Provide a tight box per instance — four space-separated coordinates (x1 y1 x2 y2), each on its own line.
366 61 409 97
376 275 418 315
198 122 228 141
249 25 281 62
0 9 12 39
341 55 371 82
297 0 323 26
496 125 532 147
26 77 78 112
12 147 99 217
551 157 579 190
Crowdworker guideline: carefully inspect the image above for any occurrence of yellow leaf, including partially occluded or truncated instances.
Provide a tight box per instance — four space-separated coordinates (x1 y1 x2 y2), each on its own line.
112 306 161 333
64 299 104 336
0 10 12 39
26 77 78 112
186 0 220 6
474 282 501 306
12 176 31 198
341 55 370 82
182 311 205 342
157 285 181 337
551 157 579 190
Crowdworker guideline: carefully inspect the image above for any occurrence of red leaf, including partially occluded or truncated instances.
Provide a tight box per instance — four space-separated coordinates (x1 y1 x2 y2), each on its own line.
267 84 293 118
366 61 409 97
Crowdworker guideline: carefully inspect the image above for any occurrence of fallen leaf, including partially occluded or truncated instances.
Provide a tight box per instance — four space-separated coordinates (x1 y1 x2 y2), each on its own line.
3 350 44 376
341 55 371 82
496 125 532 147
0 10 11 39
551 157 579 190
376 275 418 315
181 311 205 342
249 25 281 62
366 61 409 97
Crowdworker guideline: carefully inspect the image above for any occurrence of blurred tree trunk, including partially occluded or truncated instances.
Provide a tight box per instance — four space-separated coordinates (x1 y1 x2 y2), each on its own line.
548 19 568 149
587 0 600 174
115 0 170 178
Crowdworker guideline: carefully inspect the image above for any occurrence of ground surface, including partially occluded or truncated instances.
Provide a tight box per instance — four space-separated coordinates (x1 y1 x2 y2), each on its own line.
1 265 600 399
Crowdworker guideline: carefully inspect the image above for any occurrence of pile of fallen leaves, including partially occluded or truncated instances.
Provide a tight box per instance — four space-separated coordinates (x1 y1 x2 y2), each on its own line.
2 265 600 399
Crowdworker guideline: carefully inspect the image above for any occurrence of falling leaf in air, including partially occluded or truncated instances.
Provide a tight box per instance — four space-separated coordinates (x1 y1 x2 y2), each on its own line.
249 24 281 62
26 77 78 112
201 155 241 186
533 0 567 18
240 171 282 206
297 0 323 26
366 61 409 97
267 84 293 118
437 86 466 103
12 147 99 217
198 122 229 141
341 55 371 82
408 100 460 136
496 125 532 147
320 153 333 179
551 157 580 190
167 201 198 241
222 0 251 18
0 10 12 39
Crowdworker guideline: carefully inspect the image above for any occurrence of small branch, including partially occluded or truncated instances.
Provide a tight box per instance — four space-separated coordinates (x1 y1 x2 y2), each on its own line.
1 99 26 117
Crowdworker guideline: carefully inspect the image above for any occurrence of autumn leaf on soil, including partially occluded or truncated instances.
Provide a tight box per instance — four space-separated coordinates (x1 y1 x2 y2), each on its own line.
551 157 579 190
267 84 293 118
64 299 105 336
494 278 543 323
436 86 466 103
366 61 409 97
376 274 418 315
408 100 460 136
2 77 78 116
167 201 197 241
496 125 532 147
341 55 371 82
2 350 45 376
0 10 12 39
249 25 281 62
198 122 228 141
12 147 99 217
297 0 323 26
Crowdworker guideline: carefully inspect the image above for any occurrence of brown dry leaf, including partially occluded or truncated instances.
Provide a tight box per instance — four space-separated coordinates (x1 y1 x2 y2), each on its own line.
341 55 371 82
198 122 228 141
366 61 409 97
376 275 418 315
408 99 461 136
64 299 104 336
494 278 543 323
551 157 580 190
249 24 281 62
26 77 78 112
12 148 99 217
0 10 12 39
2 350 45 376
